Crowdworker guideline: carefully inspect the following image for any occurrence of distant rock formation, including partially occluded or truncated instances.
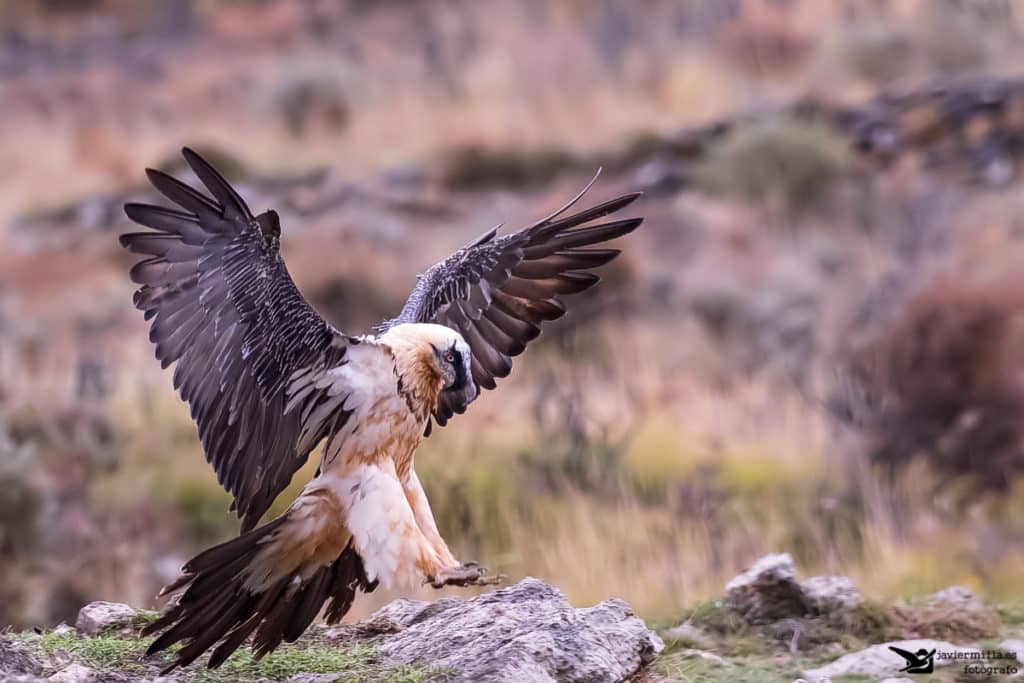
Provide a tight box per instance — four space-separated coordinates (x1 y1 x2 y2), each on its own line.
721 552 862 623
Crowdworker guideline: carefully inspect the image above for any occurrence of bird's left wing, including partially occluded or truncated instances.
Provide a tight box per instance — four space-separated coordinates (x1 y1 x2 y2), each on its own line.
381 175 642 426
121 148 355 532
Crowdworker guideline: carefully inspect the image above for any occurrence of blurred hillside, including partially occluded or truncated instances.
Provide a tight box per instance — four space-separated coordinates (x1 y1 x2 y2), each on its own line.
3 0 1024 635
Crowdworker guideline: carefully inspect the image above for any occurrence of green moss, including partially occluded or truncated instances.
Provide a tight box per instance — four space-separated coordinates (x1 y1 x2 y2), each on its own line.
21 629 449 682
38 631 153 673
194 643 404 683
997 603 1024 625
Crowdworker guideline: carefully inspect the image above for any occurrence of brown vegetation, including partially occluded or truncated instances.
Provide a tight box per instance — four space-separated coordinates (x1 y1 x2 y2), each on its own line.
839 259 1024 495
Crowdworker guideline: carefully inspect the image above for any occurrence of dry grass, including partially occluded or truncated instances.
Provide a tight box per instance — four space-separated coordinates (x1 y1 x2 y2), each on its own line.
27 269 1021 624
8 292 1024 631
839 254 1024 495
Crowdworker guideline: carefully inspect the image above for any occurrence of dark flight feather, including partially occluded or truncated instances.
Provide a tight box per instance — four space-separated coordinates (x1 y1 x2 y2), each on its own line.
381 175 642 425
143 520 376 673
121 147 352 531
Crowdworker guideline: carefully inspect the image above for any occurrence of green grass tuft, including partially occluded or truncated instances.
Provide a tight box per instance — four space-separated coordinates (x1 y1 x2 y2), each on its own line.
39 631 152 674
18 629 450 683
196 643 377 683
997 603 1024 625
652 652 800 682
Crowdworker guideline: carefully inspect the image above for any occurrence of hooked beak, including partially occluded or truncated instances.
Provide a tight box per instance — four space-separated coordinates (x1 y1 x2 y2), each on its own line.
445 378 478 415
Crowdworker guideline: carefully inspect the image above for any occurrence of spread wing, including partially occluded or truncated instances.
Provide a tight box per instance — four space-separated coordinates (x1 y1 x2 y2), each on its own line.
382 174 642 425
121 147 353 532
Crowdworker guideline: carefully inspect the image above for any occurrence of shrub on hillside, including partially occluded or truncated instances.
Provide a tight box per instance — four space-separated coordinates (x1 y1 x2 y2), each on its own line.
696 118 851 215
835 265 1024 494
269 63 350 138
440 146 579 190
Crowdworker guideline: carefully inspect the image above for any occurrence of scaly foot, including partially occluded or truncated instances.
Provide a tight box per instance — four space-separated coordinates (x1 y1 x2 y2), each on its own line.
427 562 503 588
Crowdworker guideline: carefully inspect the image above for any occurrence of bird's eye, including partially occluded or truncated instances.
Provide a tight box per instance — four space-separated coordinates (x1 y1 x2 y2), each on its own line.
445 352 455 363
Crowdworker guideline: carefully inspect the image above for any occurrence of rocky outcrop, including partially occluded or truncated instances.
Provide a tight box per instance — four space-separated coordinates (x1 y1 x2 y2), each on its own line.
74 602 143 637
6 558 1018 683
326 578 663 683
647 76 1024 189
801 575 861 613
0 636 43 681
721 552 862 624
0 579 662 683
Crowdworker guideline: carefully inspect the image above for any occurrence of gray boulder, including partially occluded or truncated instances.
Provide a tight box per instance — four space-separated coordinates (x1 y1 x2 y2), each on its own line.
47 663 96 683
15 580 659 682
329 577 663 683
803 639 980 680
723 553 808 623
0 637 43 681
801 575 862 613
927 585 983 613
74 602 141 636
722 553 862 624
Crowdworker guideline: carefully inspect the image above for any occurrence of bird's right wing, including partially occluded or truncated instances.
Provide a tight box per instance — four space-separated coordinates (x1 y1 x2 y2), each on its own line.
121 148 357 531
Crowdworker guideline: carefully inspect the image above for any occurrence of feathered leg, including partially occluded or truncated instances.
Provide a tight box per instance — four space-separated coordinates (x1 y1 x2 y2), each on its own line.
328 461 498 589
403 469 458 567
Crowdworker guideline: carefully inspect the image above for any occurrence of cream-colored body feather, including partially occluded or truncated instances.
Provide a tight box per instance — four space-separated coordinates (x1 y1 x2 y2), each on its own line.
246 323 465 592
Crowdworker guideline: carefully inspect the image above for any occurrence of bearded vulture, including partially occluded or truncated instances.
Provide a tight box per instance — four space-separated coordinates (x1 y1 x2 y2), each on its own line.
120 147 642 671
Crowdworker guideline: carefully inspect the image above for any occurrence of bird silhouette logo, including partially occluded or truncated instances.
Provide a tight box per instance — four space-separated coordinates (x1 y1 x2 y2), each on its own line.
889 645 936 674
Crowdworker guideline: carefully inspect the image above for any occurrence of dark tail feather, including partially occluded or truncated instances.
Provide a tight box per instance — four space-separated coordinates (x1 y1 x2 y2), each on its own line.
145 523 375 673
